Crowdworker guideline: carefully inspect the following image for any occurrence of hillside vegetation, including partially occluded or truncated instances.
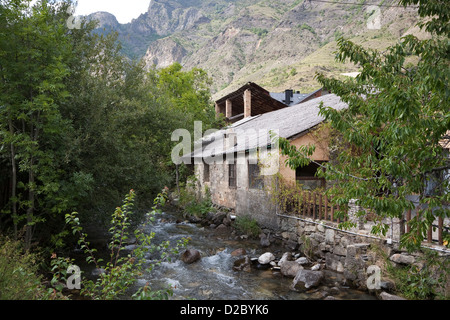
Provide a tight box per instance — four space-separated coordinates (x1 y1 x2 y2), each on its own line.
91 0 422 98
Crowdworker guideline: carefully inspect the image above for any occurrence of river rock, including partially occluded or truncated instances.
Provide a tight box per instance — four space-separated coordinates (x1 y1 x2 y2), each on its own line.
181 249 201 264
233 256 251 272
295 257 309 265
389 253 415 265
278 252 291 266
260 233 271 247
311 263 321 271
258 252 275 264
379 292 406 300
212 212 228 225
280 260 304 277
291 269 324 289
231 248 246 256
222 214 232 226
214 224 229 236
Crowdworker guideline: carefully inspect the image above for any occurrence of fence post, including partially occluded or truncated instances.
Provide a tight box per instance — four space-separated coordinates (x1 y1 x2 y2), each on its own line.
313 192 317 219
438 217 443 246
307 192 311 217
324 195 328 221
302 192 306 217
319 193 323 220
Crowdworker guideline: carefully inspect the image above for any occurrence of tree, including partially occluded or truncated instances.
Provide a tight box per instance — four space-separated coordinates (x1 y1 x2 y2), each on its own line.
0 0 84 249
280 0 449 251
0 0 218 251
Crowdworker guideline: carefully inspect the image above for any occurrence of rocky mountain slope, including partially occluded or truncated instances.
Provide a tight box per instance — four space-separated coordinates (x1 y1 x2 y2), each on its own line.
90 0 422 99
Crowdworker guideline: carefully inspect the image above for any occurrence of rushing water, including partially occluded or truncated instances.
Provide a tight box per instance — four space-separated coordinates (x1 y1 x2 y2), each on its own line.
129 209 377 300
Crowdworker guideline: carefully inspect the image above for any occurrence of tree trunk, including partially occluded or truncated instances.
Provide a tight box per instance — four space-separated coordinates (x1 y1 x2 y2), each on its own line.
25 158 35 251
8 118 18 240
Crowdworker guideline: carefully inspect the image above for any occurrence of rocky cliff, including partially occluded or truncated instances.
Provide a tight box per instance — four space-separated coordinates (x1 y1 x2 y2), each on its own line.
89 0 422 98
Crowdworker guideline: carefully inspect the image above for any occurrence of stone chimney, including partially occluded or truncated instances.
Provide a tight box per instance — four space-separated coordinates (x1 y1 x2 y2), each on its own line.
244 89 252 118
284 89 293 105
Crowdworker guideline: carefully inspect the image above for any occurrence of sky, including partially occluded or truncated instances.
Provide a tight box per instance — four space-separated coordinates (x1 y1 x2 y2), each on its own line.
74 0 151 24
30 0 151 24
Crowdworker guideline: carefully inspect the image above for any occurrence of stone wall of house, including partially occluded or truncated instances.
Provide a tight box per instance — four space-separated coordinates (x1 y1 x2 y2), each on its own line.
194 161 236 209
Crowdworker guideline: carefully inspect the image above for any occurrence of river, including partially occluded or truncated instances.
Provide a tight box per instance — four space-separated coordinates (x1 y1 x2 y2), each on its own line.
129 208 377 300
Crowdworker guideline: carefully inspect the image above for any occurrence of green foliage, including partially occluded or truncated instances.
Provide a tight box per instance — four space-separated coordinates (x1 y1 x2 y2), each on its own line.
61 189 189 300
0 0 87 249
385 249 450 300
0 236 64 300
234 215 261 239
278 0 450 251
298 23 316 36
181 184 216 218
0 0 217 252
250 27 269 38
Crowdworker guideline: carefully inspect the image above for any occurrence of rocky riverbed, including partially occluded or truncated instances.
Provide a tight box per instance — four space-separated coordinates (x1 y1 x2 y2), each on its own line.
130 207 378 300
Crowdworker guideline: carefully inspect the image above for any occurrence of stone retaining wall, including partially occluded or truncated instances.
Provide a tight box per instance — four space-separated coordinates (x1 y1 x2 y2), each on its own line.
276 214 449 296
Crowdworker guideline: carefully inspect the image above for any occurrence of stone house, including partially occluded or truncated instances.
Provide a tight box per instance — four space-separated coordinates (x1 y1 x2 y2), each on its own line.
182 82 347 229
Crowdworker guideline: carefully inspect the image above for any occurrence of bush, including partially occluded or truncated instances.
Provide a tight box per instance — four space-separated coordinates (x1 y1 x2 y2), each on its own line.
234 215 261 239
0 236 62 300
181 185 216 218
385 249 449 300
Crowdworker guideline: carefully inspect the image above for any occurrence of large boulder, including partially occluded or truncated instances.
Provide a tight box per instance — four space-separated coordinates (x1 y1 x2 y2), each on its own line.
280 260 304 278
291 269 324 289
181 249 201 264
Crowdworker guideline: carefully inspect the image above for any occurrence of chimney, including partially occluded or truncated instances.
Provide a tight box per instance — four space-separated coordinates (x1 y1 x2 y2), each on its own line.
226 99 232 118
284 89 293 106
244 89 252 118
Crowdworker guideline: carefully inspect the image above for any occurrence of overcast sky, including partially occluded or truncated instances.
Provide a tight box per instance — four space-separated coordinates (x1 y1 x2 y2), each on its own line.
74 0 151 24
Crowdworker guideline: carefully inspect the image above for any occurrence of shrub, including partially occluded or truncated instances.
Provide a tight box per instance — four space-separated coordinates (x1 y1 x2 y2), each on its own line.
181 185 216 219
385 249 449 300
234 215 261 239
0 236 62 300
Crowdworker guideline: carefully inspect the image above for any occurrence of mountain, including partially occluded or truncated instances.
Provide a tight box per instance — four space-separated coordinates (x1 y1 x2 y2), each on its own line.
89 0 422 99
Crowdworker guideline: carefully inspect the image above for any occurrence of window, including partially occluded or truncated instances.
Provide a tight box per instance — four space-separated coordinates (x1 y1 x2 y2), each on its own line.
203 162 210 182
249 163 264 189
229 163 236 188
296 161 326 190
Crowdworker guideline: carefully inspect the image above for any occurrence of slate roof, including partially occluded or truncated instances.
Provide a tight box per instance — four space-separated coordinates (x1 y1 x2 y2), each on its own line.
183 93 348 160
269 88 323 106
